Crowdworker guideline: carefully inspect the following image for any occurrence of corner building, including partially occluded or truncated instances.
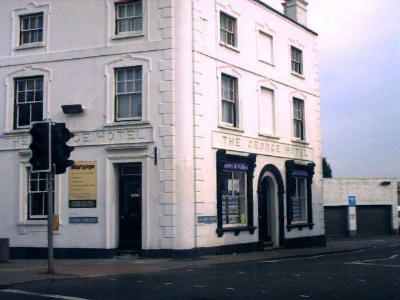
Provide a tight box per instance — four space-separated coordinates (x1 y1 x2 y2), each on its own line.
0 0 324 258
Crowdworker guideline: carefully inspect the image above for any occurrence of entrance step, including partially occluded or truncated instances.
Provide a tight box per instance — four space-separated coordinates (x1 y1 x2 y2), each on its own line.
115 250 139 259
262 241 274 250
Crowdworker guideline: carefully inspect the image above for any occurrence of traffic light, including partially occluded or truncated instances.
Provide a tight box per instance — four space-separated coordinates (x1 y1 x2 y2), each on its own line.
29 122 51 172
52 123 75 174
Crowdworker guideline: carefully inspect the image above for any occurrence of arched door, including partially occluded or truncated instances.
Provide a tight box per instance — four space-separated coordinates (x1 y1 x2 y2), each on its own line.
258 165 285 247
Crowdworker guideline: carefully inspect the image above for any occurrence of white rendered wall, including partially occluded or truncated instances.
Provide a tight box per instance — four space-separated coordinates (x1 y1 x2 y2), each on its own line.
0 0 177 250
192 0 323 247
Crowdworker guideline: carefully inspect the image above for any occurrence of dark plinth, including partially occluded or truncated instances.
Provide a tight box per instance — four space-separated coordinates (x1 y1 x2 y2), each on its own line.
0 239 9 262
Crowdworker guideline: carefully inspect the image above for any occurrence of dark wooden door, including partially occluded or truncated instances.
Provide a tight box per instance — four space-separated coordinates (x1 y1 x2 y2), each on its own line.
119 164 142 251
259 178 271 243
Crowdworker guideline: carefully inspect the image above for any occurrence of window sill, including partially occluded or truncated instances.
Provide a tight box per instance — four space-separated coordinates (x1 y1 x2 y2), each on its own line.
216 226 256 237
14 42 46 51
219 42 240 53
292 139 309 146
259 133 280 140
111 32 144 40
291 72 305 80
3 129 30 136
218 124 244 133
258 59 275 67
287 223 314 231
104 120 151 128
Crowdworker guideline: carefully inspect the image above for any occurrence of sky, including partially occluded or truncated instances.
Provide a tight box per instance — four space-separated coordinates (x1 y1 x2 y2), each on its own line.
269 0 400 177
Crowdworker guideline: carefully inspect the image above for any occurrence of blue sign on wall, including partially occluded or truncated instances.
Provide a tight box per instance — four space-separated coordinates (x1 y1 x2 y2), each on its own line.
348 195 357 207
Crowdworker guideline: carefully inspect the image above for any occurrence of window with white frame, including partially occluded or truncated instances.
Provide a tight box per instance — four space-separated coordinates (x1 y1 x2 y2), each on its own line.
220 12 237 48
291 176 308 223
115 0 143 35
291 46 303 75
28 170 54 220
20 13 44 45
257 31 273 64
259 88 275 136
293 98 305 140
221 74 238 127
14 76 44 129
115 66 142 121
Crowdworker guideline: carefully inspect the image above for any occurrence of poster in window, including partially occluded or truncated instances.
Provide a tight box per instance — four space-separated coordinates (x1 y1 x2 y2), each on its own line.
69 161 97 208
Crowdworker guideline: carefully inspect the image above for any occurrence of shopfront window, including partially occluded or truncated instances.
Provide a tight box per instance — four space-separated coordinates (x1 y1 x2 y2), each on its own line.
216 150 256 237
221 168 247 226
285 160 315 230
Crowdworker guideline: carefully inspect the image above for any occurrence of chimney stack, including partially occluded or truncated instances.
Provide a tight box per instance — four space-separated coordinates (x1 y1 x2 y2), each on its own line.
282 0 309 26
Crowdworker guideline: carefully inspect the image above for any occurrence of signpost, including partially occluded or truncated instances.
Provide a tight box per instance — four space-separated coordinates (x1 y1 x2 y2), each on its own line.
29 120 74 274
348 195 357 207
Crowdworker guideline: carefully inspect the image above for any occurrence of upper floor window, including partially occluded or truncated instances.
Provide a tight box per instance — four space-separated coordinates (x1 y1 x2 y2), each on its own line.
259 88 275 136
20 13 43 45
220 12 237 48
291 46 303 75
221 74 238 127
14 76 44 129
115 0 143 35
257 31 273 65
28 170 54 220
293 98 305 140
115 66 142 121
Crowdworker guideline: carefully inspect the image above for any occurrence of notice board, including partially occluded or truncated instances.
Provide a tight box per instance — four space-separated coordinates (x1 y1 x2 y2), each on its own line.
69 161 97 208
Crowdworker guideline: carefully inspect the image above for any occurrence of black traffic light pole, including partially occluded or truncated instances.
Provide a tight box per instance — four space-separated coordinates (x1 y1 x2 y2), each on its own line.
29 120 54 274
30 120 75 274
47 164 55 274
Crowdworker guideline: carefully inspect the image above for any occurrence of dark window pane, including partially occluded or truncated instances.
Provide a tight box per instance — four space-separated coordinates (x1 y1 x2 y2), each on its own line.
39 179 47 192
31 102 43 122
35 90 43 101
30 179 38 192
30 193 44 216
17 80 25 92
26 91 34 102
35 78 43 90
18 104 30 127
17 91 26 103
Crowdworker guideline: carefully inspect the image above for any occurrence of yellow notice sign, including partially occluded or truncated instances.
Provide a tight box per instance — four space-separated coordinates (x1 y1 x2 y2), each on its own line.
69 161 97 202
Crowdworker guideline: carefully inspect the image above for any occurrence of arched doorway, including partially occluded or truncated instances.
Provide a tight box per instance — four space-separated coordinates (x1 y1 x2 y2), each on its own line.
257 165 284 248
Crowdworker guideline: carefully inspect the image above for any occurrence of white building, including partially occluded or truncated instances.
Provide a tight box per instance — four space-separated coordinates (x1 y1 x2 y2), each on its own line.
0 0 324 258
323 178 399 238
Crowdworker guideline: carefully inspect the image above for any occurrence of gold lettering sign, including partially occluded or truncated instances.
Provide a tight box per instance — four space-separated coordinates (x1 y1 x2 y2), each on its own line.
69 161 97 202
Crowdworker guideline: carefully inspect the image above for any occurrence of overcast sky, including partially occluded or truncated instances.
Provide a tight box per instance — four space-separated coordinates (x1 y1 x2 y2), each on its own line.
269 0 400 177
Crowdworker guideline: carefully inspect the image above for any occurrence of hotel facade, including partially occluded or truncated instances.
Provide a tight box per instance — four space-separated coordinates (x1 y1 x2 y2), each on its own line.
0 0 324 258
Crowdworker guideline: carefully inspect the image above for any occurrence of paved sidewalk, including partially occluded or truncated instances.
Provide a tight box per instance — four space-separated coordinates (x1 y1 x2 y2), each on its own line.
0 236 399 288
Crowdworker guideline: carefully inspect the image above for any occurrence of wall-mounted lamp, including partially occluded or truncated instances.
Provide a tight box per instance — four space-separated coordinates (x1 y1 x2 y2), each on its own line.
62 104 84 114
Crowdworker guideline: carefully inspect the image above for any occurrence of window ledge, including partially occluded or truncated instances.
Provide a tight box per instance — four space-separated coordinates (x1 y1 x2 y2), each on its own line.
292 139 309 146
258 59 275 67
259 133 280 140
216 226 256 237
287 223 314 231
17 221 46 226
219 42 240 53
111 32 144 40
14 42 46 51
104 120 151 128
218 124 244 133
3 129 30 136
291 72 305 80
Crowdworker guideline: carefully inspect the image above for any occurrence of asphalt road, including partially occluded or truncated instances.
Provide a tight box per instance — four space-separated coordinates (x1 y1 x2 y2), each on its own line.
1 243 400 300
